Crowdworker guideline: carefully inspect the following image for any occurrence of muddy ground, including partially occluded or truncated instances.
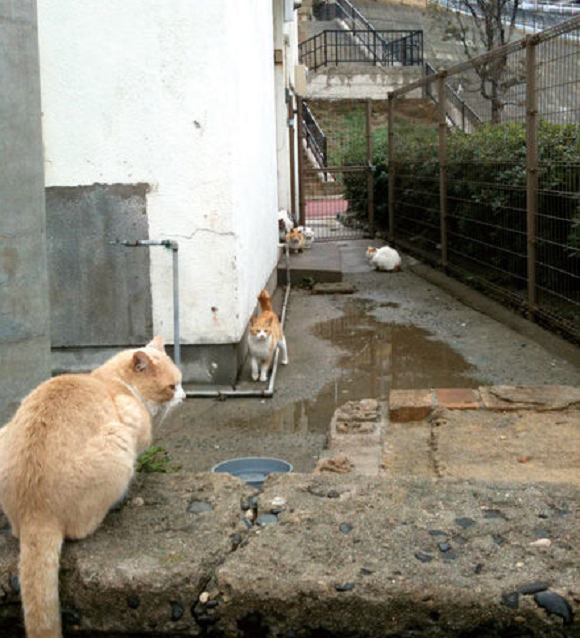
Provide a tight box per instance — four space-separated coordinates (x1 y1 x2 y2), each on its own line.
157 241 580 475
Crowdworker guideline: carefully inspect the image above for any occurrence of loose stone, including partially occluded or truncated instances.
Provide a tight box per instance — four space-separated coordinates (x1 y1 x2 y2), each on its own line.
188 500 213 514
242 517 253 529
206 600 219 609
483 510 506 520
474 563 484 575
248 496 259 507
127 595 140 610
534 591 573 625
415 552 433 563
339 523 352 534
360 567 374 575
518 581 549 595
501 591 520 609
196 614 218 627
271 496 286 509
438 543 451 553
245 509 255 521
171 602 184 621
455 517 476 529
231 533 242 549
428 529 446 537
334 582 355 592
442 551 457 561
492 534 506 545
9 575 20 593
529 538 551 548
327 489 340 499
256 513 278 526
532 527 549 538
199 592 210 604
240 498 250 511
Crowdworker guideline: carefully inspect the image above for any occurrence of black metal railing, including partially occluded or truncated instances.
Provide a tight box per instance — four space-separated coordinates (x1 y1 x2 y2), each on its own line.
302 101 327 168
425 62 482 131
299 29 424 71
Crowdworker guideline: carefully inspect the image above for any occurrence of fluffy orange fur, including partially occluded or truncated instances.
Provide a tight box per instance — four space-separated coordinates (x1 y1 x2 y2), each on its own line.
0 336 184 638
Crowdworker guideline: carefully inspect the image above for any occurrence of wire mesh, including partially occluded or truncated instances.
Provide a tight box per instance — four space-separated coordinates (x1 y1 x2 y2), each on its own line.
301 99 380 241
390 16 580 341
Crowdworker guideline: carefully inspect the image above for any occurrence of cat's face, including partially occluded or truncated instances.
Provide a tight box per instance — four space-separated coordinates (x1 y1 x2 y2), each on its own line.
249 317 273 341
286 229 304 244
129 336 185 410
366 247 377 259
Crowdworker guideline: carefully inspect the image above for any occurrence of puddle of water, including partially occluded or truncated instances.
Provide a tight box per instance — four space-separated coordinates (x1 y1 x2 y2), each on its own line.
169 300 481 472
185 300 483 473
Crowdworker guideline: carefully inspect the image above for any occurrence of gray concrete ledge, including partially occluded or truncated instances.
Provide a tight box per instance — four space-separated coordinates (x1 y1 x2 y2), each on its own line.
0 473 577 636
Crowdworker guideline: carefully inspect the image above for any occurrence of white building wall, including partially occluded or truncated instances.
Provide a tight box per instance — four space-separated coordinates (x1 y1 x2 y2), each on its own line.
37 0 279 347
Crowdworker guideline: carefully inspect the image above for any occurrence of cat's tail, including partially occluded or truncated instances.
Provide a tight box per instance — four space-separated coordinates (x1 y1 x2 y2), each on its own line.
19 520 64 638
258 290 273 312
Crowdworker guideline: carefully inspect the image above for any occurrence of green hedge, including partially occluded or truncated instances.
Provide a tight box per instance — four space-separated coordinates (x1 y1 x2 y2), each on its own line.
343 120 580 301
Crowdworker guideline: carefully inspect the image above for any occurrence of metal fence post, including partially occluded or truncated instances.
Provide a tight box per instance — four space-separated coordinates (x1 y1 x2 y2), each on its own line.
388 93 395 242
438 75 448 269
287 94 297 222
296 96 306 227
526 35 539 313
366 99 375 236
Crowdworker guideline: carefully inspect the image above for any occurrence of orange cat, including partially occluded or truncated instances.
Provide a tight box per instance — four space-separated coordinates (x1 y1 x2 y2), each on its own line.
286 227 305 253
0 336 184 638
248 290 289 381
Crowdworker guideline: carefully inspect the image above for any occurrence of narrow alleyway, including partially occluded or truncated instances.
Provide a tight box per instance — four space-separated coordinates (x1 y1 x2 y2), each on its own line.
159 241 579 474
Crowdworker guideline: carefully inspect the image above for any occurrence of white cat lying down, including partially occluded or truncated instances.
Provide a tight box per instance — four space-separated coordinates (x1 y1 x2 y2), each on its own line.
365 245 402 272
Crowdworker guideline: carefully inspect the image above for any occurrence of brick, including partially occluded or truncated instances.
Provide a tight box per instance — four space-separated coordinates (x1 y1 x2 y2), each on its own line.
389 389 433 422
435 388 481 410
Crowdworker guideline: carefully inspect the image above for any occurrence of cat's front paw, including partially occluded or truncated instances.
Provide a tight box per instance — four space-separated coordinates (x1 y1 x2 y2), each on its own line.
259 373 268 382
281 358 289 365
251 372 259 381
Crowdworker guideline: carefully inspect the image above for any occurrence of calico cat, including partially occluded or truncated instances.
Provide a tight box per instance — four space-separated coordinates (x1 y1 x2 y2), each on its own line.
366 245 402 272
0 336 184 638
286 228 305 253
248 290 289 382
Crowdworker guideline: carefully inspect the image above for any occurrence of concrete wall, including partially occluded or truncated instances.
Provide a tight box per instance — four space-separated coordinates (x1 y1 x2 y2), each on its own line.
46 184 153 347
0 1 52 424
37 0 283 382
306 65 424 99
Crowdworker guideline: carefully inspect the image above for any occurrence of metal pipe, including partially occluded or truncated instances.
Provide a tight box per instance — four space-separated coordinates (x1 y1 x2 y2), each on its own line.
186 245 291 399
110 239 180 367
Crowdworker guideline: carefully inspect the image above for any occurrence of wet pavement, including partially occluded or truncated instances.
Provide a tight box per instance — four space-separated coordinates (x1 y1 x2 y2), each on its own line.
158 241 580 475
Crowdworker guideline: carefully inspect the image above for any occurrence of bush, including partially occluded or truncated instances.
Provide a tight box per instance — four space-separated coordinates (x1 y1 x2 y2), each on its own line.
343 119 580 303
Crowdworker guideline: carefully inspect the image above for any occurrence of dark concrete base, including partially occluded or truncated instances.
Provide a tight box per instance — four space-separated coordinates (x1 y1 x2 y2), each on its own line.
278 242 342 285
50 266 279 386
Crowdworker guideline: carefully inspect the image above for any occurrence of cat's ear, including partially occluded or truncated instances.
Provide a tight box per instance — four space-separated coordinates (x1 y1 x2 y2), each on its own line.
147 335 165 351
133 351 152 372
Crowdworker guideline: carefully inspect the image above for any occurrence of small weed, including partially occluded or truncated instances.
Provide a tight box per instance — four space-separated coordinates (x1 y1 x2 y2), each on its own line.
136 445 179 474
299 276 316 290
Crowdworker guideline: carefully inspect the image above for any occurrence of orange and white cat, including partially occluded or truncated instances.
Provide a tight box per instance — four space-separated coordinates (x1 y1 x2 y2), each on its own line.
248 290 289 382
286 228 305 253
0 336 184 638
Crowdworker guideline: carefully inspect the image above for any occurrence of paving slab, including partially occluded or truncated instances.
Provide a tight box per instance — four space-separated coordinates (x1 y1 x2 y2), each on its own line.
216 473 579 637
0 471 577 636
383 408 580 484
278 242 342 285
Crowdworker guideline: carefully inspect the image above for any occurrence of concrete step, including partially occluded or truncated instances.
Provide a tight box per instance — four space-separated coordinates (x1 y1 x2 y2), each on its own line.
278 241 342 285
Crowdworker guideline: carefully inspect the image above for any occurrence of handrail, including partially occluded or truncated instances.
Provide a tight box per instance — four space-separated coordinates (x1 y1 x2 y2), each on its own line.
299 29 424 71
425 62 482 131
302 101 327 168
